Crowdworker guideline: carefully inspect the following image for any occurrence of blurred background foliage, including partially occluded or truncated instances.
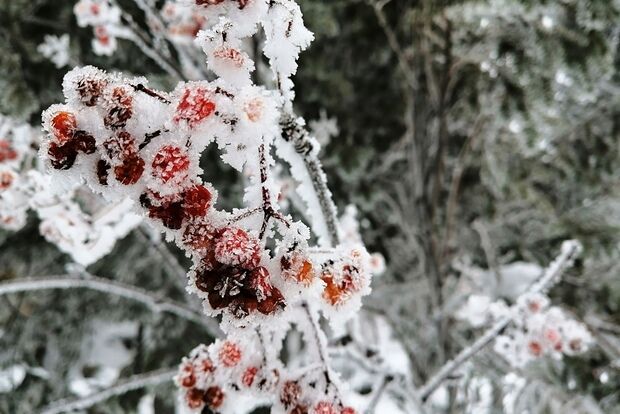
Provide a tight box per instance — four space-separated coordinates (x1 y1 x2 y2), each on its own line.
1 0 620 412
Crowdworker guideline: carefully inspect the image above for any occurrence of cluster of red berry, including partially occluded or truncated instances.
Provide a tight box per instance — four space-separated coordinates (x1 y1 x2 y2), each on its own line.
277 379 357 414
47 112 96 170
176 340 278 412
193 226 285 317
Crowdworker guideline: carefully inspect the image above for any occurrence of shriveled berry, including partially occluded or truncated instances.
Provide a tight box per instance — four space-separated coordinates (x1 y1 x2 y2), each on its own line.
51 111 77 143
151 145 190 183
114 153 145 185
237 0 249 9
104 131 136 159
184 184 213 217
72 130 96 154
257 287 285 315
204 386 225 409
218 341 242 367
341 407 357 414
174 87 216 127
48 141 78 170
77 77 107 106
183 219 217 250
104 87 133 128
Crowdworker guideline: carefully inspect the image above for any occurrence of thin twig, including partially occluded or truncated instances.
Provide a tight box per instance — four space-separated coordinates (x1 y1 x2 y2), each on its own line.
0 275 220 334
280 114 341 246
39 368 176 414
418 240 583 401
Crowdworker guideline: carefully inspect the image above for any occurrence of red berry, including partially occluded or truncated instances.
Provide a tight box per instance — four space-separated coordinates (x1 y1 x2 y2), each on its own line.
257 287 285 315
174 87 216 127
314 402 338 414
214 227 261 269
218 341 242 367
104 87 133 129
280 380 302 407
242 366 259 387
341 407 356 414
151 145 190 183
0 171 15 190
204 386 225 409
281 252 314 285
237 0 249 9
249 266 273 301
183 219 217 250
76 76 107 106
104 131 137 160
72 130 96 154
527 340 543 357
0 140 18 163
213 47 245 68
51 111 77 143
114 153 145 185
184 184 213 217
185 388 205 409
48 141 77 170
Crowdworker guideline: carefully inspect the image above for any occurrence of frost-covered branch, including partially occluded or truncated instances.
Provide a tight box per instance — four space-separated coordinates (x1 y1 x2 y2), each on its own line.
39 368 175 414
0 275 219 334
280 113 341 247
419 240 583 401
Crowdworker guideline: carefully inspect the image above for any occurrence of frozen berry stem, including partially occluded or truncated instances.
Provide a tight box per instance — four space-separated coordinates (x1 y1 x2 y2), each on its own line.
418 240 583 401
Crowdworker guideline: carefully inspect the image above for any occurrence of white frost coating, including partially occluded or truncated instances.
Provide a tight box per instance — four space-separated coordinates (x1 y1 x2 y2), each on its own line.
38 34 72 68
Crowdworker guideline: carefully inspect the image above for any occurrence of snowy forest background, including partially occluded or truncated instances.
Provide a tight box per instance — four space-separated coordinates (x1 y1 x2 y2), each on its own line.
1 0 620 413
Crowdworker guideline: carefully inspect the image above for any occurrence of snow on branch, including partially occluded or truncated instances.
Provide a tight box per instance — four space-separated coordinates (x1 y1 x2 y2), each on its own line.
419 240 583 401
39 368 176 414
0 275 219 334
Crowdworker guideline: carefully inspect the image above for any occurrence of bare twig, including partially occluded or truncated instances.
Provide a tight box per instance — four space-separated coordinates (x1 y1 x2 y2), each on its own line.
39 368 176 414
418 240 583 401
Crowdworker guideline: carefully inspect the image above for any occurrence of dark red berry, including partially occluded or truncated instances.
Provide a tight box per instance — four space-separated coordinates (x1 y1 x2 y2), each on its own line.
48 141 78 170
97 159 110 185
72 130 96 154
76 77 107 106
184 184 213 216
204 386 225 409
114 153 145 185
104 87 133 129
